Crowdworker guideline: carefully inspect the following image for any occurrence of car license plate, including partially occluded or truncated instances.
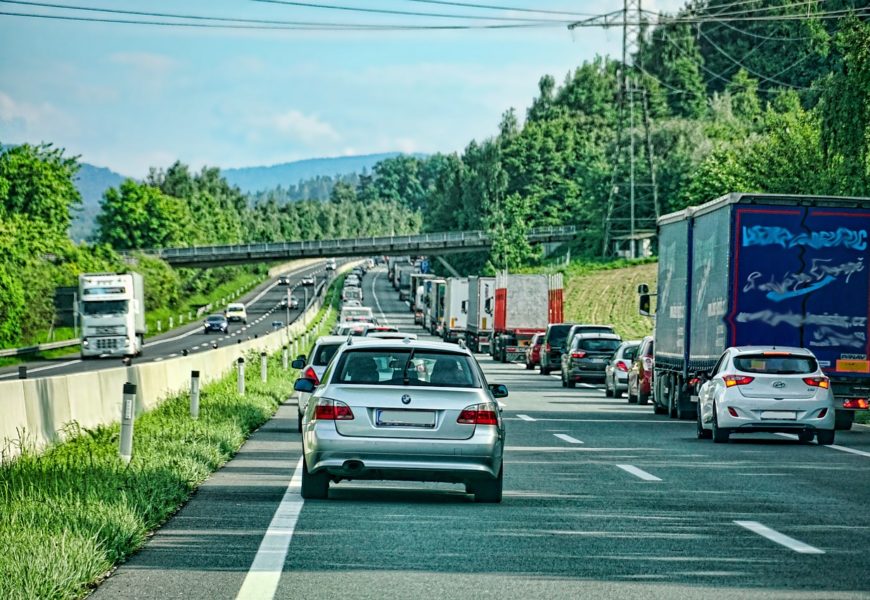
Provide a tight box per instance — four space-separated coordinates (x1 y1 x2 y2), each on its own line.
761 411 797 420
590 358 605 364
376 409 435 428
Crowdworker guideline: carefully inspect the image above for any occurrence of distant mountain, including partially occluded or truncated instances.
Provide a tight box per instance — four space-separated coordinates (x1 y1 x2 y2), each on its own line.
71 163 128 242
222 153 420 193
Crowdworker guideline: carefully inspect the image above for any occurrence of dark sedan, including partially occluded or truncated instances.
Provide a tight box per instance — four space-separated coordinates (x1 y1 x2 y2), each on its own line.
203 314 229 334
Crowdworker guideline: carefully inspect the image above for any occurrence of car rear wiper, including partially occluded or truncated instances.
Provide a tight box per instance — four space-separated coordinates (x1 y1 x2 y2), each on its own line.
402 349 415 385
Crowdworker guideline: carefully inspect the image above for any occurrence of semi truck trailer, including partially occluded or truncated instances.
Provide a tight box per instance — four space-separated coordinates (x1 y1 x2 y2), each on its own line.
492 272 563 363
79 272 145 359
466 276 495 353
644 193 870 428
442 277 469 343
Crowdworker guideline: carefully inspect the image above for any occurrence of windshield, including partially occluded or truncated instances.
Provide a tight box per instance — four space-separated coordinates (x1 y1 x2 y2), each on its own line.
547 324 573 346
206 315 225 322
334 349 479 387
82 300 128 316
734 355 818 374
312 343 341 366
622 344 640 360
576 338 621 353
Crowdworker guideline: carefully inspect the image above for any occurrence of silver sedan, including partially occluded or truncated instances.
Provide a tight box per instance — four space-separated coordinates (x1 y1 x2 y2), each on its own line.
293 338 507 502
697 346 836 445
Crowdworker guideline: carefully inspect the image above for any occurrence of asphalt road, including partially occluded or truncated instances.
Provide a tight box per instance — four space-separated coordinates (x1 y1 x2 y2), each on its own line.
0 261 338 381
91 267 870 600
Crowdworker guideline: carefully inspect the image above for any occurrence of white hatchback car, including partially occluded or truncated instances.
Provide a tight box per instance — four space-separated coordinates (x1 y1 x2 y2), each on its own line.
292 335 347 432
697 347 836 445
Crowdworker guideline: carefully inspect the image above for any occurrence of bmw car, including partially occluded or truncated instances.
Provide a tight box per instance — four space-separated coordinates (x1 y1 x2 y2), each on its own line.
293 338 507 502
697 347 836 445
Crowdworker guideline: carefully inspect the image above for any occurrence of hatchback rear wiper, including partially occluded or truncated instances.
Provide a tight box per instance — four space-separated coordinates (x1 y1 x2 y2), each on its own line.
402 349 416 385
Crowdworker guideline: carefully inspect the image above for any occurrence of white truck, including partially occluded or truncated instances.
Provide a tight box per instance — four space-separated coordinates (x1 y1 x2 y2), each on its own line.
442 277 469 343
79 272 145 359
491 272 563 363
410 272 434 324
466 276 495 353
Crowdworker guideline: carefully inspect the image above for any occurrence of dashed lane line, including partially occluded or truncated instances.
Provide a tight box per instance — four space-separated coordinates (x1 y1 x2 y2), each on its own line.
776 433 870 458
370 270 390 325
553 433 583 444
235 457 305 600
517 414 536 422
616 464 662 481
734 521 824 554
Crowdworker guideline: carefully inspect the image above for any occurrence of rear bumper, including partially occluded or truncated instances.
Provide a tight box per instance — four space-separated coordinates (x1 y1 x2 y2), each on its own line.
714 403 836 432
305 424 503 481
567 365 607 380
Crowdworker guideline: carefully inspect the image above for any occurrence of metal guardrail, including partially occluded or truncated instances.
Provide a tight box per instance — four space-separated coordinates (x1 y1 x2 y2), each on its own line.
0 338 80 358
131 226 577 268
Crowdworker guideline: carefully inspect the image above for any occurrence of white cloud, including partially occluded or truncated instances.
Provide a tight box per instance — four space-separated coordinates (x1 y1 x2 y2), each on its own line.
265 109 341 144
109 52 177 74
0 90 77 140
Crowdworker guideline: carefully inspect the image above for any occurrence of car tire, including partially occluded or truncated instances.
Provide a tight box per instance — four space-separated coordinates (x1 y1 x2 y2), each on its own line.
472 467 503 503
712 407 729 443
567 378 576 389
797 431 814 443
300 458 329 500
638 391 649 405
653 402 667 415
297 410 303 433
835 410 854 431
627 390 637 404
816 429 835 445
525 361 533 370
540 366 549 376
561 373 567 388
697 407 712 439
605 378 614 397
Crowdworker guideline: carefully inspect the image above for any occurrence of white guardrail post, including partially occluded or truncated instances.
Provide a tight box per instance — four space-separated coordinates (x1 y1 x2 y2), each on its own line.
237 357 245 396
190 370 201 420
119 382 136 464
260 352 267 383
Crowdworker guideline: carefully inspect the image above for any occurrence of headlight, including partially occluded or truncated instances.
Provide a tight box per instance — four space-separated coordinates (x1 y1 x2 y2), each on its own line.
82 340 89 347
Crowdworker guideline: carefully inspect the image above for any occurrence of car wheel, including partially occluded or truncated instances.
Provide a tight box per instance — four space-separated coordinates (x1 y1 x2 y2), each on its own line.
300 458 329 500
816 429 835 445
540 366 549 376
797 431 814 443
638 391 649 405
472 467 503 503
697 407 712 439
525 360 533 370
567 378 576 389
297 410 303 433
627 390 637 404
605 377 614 398
712 406 729 443
653 402 667 415
561 373 567 388
835 410 854 431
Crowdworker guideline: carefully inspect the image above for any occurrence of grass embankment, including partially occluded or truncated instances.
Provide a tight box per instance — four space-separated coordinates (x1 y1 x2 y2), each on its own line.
0 282 343 600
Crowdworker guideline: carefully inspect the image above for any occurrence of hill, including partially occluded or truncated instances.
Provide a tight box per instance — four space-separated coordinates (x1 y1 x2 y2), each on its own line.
222 153 420 193
70 163 127 242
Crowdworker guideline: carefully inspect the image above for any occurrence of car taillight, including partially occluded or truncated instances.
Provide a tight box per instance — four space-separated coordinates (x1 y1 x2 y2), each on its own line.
803 377 829 389
616 361 629 372
571 351 587 359
457 403 499 426
545 343 551 352
312 398 354 420
843 398 869 409
723 375 754 387
642 357 653 370
303 366 320 385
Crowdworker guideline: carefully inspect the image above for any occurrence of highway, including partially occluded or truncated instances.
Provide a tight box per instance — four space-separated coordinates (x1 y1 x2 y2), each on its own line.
0 261 337 382
91 267 870 600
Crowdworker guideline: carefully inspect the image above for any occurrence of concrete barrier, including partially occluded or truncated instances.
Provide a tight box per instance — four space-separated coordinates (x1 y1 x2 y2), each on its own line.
0 260 356 461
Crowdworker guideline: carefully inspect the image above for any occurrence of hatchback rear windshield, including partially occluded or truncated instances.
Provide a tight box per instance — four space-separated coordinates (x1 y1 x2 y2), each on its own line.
622 344 640 360
334 349 480 388
734 354 818 374
576 338 622 352
546 324 574 346
312 343 341 366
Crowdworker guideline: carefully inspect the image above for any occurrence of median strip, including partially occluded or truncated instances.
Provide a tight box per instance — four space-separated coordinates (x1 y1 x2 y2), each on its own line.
734 521 824 554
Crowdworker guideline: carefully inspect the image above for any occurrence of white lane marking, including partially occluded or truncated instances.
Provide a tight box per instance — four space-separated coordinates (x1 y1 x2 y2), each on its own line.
775 433 870 458
497 401 507 409
734 521 824 554
154 357 164 362
370 271 390 325
517 414 536 422
236 457 305 600
616 464 662 481
0 359 83 379
168 353 178 358
553 433 583 444
579 383 598 389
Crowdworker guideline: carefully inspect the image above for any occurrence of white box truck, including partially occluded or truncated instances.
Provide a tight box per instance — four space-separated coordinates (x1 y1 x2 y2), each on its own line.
442 277 469 343
466 276 495 353
79 272 145 359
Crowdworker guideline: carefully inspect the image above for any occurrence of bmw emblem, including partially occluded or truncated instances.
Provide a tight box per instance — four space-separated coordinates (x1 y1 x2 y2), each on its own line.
401 394 412 405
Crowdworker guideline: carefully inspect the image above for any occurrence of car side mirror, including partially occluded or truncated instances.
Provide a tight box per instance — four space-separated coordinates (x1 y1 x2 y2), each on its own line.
489 383 508 399
291 358 305 369
296 354 306 363
639 293 652 317
294 378 316 393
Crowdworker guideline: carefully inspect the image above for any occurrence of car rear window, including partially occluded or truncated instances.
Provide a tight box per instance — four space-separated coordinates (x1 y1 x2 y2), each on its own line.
334 349 479 387
577 338 621 352
734 354 818 374
546 324 574 346
312 343 341 366
622 344 639 360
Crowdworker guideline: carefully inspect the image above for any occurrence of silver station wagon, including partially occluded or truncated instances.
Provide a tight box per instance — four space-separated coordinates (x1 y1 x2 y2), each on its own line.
293 338 507 502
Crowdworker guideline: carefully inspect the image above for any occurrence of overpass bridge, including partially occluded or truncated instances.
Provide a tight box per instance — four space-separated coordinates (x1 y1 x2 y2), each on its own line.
136 226 577 268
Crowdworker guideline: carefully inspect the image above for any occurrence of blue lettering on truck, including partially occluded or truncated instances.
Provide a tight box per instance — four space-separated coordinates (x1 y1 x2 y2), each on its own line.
729 206 870 376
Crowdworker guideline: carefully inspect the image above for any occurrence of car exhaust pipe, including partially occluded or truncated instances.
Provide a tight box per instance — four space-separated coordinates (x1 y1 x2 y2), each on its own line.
342 460 365 473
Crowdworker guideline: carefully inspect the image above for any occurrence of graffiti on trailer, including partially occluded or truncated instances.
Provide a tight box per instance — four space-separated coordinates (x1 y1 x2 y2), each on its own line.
736 310 866 329
810 326 867 349
742 225 867 251
743 258 865 302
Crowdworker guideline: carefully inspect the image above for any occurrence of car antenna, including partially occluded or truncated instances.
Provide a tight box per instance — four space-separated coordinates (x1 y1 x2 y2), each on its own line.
346 333 353 346
402 348 416 385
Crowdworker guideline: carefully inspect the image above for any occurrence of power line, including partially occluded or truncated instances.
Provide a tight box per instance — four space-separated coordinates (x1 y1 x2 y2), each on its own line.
401 0 597 18
698 28 811 88
710 18 814 41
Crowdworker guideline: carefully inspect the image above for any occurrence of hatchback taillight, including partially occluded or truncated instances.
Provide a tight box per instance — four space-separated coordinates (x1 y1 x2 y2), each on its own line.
571 351 587 359
616 361 628 372
457 403 499 426
313 398 354 420
723 375 754 387
642 357 653 370
803 377 829 389
545 343 551 352
303 366 320 385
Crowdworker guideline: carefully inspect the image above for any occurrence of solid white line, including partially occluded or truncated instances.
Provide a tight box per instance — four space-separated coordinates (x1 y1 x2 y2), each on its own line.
153 357 164 362
0 359 82 379
616 464 662 481
517 414 536 422
734 520 824 554
370 271 389 325
775 433 870 458
553 433 583 444
236 457 305 600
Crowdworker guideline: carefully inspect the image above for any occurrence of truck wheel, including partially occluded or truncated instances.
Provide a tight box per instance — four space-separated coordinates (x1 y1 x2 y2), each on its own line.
697 408 712 439
300 458 330 500
816 429 835 446
835 410 854 431
712 407 729 443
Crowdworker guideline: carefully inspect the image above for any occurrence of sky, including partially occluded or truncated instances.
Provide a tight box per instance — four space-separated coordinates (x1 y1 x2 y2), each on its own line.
0 0 684 177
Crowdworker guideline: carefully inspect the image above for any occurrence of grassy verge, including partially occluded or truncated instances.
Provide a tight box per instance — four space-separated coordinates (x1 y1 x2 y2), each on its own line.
0 279 343 600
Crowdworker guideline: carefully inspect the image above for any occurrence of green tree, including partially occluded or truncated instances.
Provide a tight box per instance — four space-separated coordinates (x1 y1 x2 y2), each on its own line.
97 180 191 250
